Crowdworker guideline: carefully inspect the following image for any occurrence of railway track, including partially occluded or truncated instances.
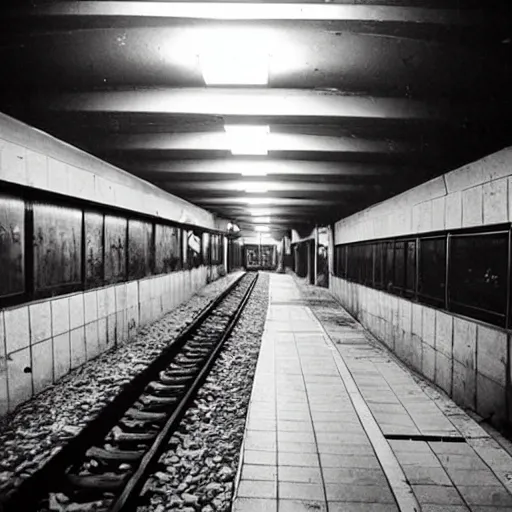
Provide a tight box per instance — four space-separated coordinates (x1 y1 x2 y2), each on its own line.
0 272 258 512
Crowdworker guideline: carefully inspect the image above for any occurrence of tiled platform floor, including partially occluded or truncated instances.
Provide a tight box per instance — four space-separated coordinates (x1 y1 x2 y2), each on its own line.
232 274 512 512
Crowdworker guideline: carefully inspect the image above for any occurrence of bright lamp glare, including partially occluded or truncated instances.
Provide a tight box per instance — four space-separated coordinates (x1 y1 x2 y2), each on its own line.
245 197 272 205
225 125 269 156
249 209 272 216
253 216 271 223
242 183 269 193
241 169 268 176
200 30 268 85
255 225 270 232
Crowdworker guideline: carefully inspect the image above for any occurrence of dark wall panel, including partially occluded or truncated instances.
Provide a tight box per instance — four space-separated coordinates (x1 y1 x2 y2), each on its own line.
128 219 152 279
33 204 82 294
105 215 127 284
0 194 25 298
155 224 181 274
85 211 104 288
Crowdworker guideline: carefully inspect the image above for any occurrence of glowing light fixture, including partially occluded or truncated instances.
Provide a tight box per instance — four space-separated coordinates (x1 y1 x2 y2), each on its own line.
241 169 268 176
253 216 271 223
200 30 268 85
244 197 272 205
224 125 269 155
255 225 270 232
242 182 269 193
249 208 272 216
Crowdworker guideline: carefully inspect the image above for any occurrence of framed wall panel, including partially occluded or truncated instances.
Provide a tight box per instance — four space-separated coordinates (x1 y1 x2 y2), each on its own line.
33 203 82 295
105 215 127 284
0 194 25 299
418 236 446 307
449 231 508 326
128 219 153 279
155 224 181 274
85 211 104 288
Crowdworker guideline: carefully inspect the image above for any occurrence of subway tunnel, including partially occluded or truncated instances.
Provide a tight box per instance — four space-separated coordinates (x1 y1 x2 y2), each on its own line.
1 1 512 511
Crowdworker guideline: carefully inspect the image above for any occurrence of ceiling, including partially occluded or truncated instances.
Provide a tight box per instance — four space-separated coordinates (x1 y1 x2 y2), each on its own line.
0 1 510 239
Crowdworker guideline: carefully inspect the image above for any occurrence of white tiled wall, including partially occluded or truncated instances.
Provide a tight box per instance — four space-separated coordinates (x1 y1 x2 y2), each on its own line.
0 266 210 415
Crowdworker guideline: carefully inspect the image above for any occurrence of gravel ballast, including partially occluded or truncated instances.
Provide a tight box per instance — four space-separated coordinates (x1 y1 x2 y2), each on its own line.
137 272 270 512
0 271 244 496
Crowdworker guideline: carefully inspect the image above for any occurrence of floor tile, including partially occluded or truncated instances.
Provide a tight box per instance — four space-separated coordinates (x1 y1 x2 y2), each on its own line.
322 467 388 485
320 454 380 469
278 452 320 467
232 498 277 512
237 480 277 499
278 465 322 483
241 464 277 482
325 484 395 503
244 450 276 466
278 500 327 512
412 484 465 505
279 481 325 500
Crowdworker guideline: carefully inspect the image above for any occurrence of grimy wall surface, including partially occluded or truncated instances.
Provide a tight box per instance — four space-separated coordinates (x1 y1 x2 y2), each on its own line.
331 147 512 432
0 113 227 416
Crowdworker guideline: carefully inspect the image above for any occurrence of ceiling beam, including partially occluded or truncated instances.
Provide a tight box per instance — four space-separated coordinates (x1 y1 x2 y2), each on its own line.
95 133 410 154
37 88 449 121
5 3 480 24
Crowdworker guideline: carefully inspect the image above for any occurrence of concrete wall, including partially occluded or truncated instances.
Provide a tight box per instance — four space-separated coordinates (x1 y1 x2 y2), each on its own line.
0 113 231 416
330 147 512 431
0 266 221 415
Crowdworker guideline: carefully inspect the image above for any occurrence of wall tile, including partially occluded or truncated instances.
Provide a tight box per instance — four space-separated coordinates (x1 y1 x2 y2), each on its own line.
435 311 453 358
85 321 100 360
26 149 49 190
410 335 423 373
476 374 507 427
51 297 70 337
115 283 127 312
453 317 477 369
126 281 138 309
462 185 483 228
4 307 30 354
412 304 422 337
453 360 476 410
48 158 70 196
96 288 107 318
422 307 436 349
418 201 433 233
431 196 446 231
7 347 32 411
84 291 98 324
95 176 116 205
116 311 128 344
31 339 54 395
435 351 452 396
445 191 462 230
70 327 86 369
106 286 116 316
69 168 95 201
53 332 70 382
97 317 108 353
107 314 116 347
29 302 52 345
476 325 507 388
127 307 139 340
422 344 436 382
483 178 508 225
69 294 85 330
1 141 27 184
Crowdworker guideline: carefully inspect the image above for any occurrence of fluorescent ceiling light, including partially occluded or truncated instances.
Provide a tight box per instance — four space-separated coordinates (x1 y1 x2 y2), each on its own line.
243 183 269 193
255 225 270 232
200 30 268 85
244 197 272 205
225 125 269 156
241 169 268 176
249 209 272 216
253 216 271 223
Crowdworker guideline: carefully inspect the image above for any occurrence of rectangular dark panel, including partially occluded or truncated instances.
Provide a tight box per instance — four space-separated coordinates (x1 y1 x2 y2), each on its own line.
85 211 104 289
105 215 127 283
364 243 373 285
384 240 394 291
128 219 153 279
393 240 405 293
418 236 446 307
405 240 416 296
155 224 181 273
449 232 508 326
0 194 25 298
374 242 383 289
187 230 202 269
202 232 210 265
33 203 82 294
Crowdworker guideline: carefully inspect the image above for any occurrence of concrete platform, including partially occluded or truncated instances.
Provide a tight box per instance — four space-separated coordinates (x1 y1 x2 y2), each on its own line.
232 274 512 512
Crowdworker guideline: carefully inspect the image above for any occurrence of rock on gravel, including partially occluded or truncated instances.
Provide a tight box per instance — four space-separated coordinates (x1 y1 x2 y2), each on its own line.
138 272 270 512
0 272 244 496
